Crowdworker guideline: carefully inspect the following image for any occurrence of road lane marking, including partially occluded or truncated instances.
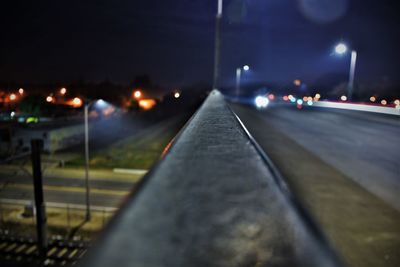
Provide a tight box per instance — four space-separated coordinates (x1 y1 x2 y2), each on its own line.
0 198 118 211
5 184 129 197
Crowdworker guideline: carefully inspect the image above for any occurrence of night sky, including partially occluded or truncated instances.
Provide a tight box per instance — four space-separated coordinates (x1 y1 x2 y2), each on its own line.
1 0 399 88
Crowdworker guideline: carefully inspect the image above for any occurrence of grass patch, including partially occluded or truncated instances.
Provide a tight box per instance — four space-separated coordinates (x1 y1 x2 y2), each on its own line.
67 116 184 169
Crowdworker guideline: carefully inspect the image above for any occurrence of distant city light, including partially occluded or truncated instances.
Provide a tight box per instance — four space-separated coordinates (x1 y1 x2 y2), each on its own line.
297 99 303 105
243 65 250 71
46 96 53 103
340 95 347 101
307 100 313 106
268 94 275 100
10 111 15 117
289 95 296 103
335 43 348 55
72 97 83 107
293 79 301 86
174 92 181 99
9 94 17 101
394 99 400 105
18 88 24 95
381 99 387 105
60 88 67 95
282 95 289 101
369 96 376 102
255 96 269 109
133 90 142 99
302 96 308 102
139 99 156 110
315 93 321 99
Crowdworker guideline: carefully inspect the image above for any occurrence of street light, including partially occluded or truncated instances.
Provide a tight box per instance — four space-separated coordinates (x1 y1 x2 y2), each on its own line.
334 42 357 100
83 99 110 221
236 65 250 98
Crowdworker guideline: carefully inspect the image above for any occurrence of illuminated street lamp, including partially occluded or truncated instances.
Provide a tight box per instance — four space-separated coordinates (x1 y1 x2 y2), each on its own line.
83 99 111 221
334 42 357 100
236 65 250 98
18 88 24 95
60 88 67 95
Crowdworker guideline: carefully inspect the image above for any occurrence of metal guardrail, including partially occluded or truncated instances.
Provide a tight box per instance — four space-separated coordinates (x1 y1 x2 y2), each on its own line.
80 90 345 267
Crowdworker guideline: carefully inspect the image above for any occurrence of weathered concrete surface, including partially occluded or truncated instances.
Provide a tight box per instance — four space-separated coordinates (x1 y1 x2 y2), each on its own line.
231 104 400 267
82 91 342 267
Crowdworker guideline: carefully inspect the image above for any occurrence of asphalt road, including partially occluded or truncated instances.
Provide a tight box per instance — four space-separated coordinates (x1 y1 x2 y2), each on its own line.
234 104 400 211
231 103 400 267
0 174 133 207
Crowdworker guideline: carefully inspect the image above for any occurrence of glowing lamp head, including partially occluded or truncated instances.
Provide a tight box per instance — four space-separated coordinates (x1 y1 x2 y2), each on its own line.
335 43 348 55
96 99 107 108
46 96 53 103
72 97 82 107
18 88 24 95
243 65 250 71
340 95 347 101
174 92 181 99
133 90 142 99
60 88 67 95
9 94 17 101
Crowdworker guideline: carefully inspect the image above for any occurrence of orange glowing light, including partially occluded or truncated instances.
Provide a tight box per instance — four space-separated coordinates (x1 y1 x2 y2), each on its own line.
394 99 399 105
370 96 376 102
294 79 301 86
283 95 289 101
72 97 83 107
18 88 24 95
315 93 321 99
9 94 17 101
138 99 156 110
46 96 53 103
268 94 275 100
133 90 142 99
381 100 387 106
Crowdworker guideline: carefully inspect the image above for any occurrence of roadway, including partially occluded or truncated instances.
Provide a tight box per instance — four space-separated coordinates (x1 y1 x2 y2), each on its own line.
0 172 135 208
231 103 400 267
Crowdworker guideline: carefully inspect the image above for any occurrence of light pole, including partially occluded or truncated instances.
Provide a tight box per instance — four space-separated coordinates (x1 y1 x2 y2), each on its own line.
83 98 108 221
334 42 357 100
213 0 223 89
84 103 91 221
236 65 250 97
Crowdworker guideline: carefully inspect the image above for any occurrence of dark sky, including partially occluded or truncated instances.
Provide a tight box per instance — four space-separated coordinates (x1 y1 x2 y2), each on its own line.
1 0 399 88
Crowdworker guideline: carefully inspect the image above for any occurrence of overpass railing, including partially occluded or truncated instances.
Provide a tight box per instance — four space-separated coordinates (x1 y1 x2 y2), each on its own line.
80 90 345 267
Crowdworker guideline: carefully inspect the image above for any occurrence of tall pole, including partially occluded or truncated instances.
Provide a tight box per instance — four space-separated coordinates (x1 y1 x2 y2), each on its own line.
348 50 357 100
236 67 241 98
31 139 48 261
213 0 223 89
84 104 91 221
